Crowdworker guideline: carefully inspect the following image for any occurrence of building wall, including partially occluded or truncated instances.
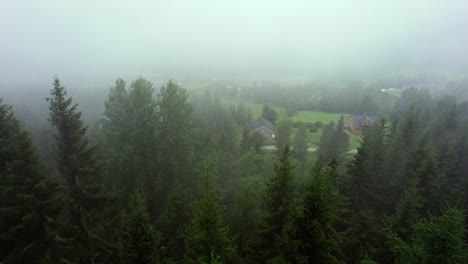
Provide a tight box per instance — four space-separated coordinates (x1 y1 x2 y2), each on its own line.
251 127 275 143
348 116 362 135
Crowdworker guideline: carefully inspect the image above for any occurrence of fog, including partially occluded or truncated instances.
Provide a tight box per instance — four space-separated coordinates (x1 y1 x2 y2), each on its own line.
1 0 468 87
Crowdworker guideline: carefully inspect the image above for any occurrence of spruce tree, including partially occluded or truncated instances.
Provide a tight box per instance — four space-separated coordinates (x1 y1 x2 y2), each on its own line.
346 118 387 212
250 145 295 262
404 137 445 214
239 127 252 154
383 105 422 209
101 78 158 196
48 77 115 262
156 80 196 214
121 190 161 264
318 115 349 167
286 160 344 264
276 119 292 153
387 208 467 264
0 100 62 263
184 161 233 263
293 124 308 162
158 181 193 262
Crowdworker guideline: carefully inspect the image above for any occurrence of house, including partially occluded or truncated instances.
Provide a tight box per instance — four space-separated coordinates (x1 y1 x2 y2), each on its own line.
249 118 275 142
348 114 377 135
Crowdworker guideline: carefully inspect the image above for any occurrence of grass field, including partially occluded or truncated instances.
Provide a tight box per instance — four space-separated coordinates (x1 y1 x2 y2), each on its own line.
221 97 362 150
291 111 345 124
221 98 287 119
306 129 361 149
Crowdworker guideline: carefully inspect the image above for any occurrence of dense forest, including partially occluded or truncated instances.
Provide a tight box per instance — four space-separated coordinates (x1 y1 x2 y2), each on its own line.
1 76 468 263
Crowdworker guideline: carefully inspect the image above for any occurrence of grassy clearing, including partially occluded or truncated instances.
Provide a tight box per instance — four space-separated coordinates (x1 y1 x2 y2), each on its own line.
349 135 362 149
291 111 345 123
221 98 287 119
221 97 362 150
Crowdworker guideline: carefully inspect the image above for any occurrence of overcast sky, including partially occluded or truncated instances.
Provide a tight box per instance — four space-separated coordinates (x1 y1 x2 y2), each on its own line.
1 0 468 86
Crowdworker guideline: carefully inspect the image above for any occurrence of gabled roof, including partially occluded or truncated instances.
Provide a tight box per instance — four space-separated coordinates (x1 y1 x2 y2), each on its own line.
350 114 377 130
249 118 274 133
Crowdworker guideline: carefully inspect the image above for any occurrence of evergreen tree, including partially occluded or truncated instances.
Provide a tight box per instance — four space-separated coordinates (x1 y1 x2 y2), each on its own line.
262 104 278 124
346 118 387 212
250 145 295 262
101 78 158 197
184 161 233 263
388 179 422 242
158 181 193 262
48 77 115 262
0 100 62 263
240 127 251 154
286 160 344 264
382 105 422 211
387 208 467 264
276 119 292 153
121 190 161 264
293 124 308 161
404 137 445 214
318 115 349 167
156 80 196 215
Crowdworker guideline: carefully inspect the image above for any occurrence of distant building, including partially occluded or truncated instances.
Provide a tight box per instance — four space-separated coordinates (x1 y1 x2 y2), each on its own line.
249 118 275 142
348 114 377 135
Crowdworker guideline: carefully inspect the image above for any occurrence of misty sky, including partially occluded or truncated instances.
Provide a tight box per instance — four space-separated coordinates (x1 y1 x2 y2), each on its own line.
1 0 468 86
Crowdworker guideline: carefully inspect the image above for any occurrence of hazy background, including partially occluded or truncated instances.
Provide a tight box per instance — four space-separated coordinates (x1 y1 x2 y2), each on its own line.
1 0 468 88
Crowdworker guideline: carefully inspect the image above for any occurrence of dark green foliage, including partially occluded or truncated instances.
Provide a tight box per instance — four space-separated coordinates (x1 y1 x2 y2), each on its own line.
345 118 387 212
276 119 292 153
388 179 423 241
250 146 295 262
0 100 62 263
48 78 116 262
286 160 344 264
156 80 197 212
158 181 193 262
101 78 158 196
184 161 234 263
293 125 308 161
121 190 161 264
240 127 252 154
404 137 445 214
251 131 265 153
387 208 468 264
383 105 422 207
262 104 279 124
318 115 349 167
4 76 468 263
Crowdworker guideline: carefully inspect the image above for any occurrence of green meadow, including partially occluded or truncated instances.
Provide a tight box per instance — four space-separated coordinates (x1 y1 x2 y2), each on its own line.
221 98 362 150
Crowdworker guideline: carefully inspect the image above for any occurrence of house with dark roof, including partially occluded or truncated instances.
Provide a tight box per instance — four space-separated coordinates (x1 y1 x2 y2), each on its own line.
249 118 275 142
348 114 377 135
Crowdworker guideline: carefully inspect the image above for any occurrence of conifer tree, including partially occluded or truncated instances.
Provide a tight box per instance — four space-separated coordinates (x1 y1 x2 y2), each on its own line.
156 80 196 214
388 179 422 242
122 190 161 264
387 208 467 264
318 115 349 166
250 145 295 262
383 105 422 209
184 161 233 263
239 127 251 154
48 77 115 262
0 100 62 263
293 124 308 161
101 78 158 196
158 181 193 262
286 160 344 264
404 137 445 214
276 119 292 153
346 119 387 211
